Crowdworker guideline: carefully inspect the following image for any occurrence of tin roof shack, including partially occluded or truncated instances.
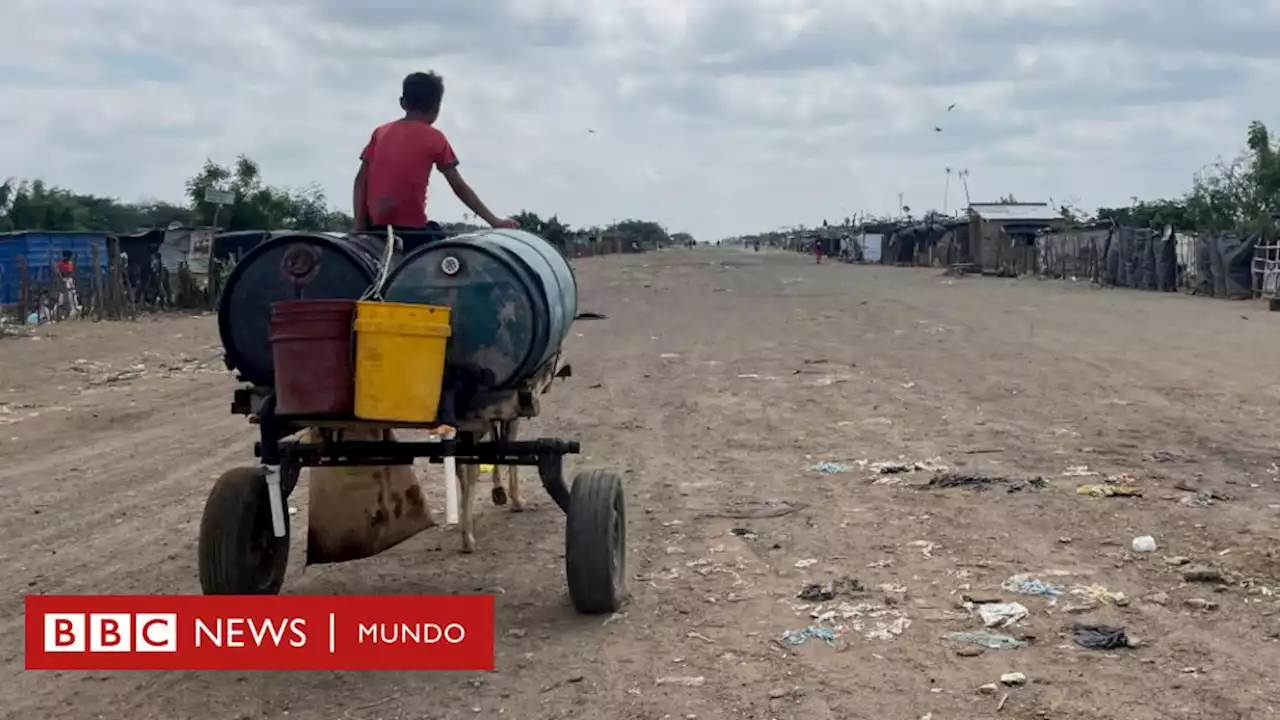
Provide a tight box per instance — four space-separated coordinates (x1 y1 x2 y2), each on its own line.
0 231 110 307
1037 222 1112 281
968 203 1064 275
159 226 216 276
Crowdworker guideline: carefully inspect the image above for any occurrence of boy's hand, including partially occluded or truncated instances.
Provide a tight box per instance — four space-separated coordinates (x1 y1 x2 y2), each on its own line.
492 217 520 229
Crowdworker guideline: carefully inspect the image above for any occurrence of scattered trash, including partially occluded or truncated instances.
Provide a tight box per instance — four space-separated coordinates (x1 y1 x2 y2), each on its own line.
1066 623 1130 650
1131 536 1158 553
1183 566 1225 583
943 630 1028 650
907 540 939 558
1002 575 1063 603
1164 555 1190 566
1185 598 1219 611
1062 466 1099 477
797 577 864 602
976 683 1000 695
925 472 1046 492
865 616 911 641
660 353 681 359
809 461 848 473
729 527 757 539
1071 584 1128 606
781 626 837 646
978 602 1029 628
863 457 949 475
656 676 706 687
1000 672 1027 686
794 558 818 569
1078 484 1142 497
1180 492 1214 508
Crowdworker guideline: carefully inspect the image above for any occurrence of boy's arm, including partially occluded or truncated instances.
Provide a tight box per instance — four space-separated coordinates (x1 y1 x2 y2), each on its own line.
434 134 516 229
352 160 369 231
442 167 516 229
353 130 377 231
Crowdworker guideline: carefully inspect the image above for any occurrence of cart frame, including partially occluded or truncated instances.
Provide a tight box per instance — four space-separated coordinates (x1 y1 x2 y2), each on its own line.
198 355 628 614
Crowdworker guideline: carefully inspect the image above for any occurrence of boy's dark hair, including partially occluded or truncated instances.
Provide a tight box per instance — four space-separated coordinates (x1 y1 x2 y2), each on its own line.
402 72 444 113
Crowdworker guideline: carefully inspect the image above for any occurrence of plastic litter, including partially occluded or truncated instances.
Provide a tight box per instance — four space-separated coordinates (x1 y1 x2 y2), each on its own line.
1180 492 1213 508
1066 623 1129 650
782 626 838 646
1071 584 1128 605
797 577 864 601
1002 575 1064 603
1078 484 1142 497
1000 672 1027 686
943 630 1028 650
1131 536 1157 553
978 602 1028 628
809 461 848 473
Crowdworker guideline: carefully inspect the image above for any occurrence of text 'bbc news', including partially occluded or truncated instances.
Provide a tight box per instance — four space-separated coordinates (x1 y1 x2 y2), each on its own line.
25 595 495 671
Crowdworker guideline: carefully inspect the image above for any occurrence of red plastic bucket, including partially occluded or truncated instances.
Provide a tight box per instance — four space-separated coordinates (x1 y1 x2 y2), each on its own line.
269 299 356 415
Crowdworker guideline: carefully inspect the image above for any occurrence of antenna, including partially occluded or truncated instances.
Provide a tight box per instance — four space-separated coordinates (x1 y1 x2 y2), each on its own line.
958 169 972 207
944 167 952 215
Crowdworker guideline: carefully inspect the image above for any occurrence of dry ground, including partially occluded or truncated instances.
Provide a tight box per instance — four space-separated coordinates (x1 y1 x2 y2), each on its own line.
2 249 1280 720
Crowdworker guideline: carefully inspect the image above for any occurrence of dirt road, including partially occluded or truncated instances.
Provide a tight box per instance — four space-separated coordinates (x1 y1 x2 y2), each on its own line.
3 249 1279 720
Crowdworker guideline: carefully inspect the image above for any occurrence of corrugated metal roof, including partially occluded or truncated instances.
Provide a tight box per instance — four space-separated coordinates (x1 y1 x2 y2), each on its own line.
969 203 1062 222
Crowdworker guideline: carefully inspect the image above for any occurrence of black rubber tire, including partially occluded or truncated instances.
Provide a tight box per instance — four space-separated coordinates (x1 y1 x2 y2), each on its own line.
198 466 290 595
565 470 627 614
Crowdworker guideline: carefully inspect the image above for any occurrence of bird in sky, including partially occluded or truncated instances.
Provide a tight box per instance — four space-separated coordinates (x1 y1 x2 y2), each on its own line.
947 103 957 111
587 129 596 134
934 126 942 132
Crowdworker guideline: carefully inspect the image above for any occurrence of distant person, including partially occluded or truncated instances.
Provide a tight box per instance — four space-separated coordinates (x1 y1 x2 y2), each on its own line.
813 238 824 264
353 72 518 238
54 251 79 318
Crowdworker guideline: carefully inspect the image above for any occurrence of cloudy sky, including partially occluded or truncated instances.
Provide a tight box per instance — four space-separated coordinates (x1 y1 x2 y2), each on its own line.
3 0 1279 239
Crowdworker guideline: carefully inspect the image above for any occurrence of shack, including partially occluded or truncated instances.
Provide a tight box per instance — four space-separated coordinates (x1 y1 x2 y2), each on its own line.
968 203 1065 275
1036 222 1112 280
159 226 217 276
0 231 110 307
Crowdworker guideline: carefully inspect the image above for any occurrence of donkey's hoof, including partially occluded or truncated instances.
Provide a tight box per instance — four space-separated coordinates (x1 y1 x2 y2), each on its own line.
491 486 508 506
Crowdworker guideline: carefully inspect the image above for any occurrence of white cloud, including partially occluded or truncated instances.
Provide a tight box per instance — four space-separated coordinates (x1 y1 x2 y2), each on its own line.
3 0 1279 238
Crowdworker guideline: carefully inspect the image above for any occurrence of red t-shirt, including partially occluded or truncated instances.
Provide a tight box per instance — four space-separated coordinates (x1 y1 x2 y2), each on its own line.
55 259 73 275
360 119 459 228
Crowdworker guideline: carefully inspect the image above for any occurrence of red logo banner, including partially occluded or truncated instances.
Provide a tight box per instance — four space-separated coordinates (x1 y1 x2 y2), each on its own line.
25 595 495 671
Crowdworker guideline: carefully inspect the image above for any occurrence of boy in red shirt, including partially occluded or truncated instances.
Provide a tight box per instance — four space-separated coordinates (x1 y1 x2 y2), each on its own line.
353 71 517 233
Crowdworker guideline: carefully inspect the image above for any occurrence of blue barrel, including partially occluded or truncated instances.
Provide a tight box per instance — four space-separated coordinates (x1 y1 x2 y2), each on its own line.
382 229 577 390
218 232 398 386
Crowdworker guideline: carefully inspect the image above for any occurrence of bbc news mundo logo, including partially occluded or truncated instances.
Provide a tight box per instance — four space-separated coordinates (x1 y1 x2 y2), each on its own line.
44 613 178 653
26 596 494 671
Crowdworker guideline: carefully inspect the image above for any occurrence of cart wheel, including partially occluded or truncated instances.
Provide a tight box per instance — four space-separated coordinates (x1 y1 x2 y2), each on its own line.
565 470 627 614
198 466 290 595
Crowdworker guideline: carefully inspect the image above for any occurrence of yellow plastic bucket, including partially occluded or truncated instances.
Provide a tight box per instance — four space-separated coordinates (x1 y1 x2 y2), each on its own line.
352 301 451 423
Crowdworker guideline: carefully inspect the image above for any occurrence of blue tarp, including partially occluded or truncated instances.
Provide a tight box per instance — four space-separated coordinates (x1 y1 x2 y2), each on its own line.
0 231 110 305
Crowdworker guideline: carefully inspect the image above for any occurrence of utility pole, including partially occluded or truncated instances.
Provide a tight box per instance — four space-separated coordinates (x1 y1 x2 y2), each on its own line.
944 167 952 215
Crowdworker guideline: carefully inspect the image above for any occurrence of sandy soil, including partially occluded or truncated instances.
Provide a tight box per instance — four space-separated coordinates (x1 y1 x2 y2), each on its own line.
2 249 1280 720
